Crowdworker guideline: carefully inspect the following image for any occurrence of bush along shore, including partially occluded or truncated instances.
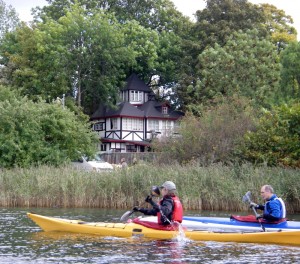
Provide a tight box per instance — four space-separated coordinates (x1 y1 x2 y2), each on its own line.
0 163 299 214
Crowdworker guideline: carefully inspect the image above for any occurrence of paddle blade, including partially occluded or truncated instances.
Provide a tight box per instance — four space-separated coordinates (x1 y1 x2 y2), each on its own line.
151 186 160 197
242 191 252 203
120 210 134 222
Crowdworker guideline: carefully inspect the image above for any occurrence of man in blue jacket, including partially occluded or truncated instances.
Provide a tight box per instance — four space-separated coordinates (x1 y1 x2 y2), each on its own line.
250 185 286 222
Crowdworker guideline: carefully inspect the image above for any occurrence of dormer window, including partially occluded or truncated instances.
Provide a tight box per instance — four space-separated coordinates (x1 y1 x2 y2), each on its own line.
130 91 143 102
162 106 168 114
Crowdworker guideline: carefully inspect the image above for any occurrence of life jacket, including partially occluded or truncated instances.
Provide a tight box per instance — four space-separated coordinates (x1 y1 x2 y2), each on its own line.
157 195 183 224
264 196 286 219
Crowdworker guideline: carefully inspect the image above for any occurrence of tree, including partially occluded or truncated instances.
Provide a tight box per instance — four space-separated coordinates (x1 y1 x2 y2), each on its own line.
0 5 137 114
33 0 192 102
0 0 19 39
259 3 297 50
35 0 191 34
0 86 98 168
193 0 267 49
175 0 297 110
153 96 256 165
179 29 280 111
279 41 300 102
239 102 300 168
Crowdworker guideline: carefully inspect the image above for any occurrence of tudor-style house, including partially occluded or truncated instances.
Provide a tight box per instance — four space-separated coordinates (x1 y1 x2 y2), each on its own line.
91 73 184 153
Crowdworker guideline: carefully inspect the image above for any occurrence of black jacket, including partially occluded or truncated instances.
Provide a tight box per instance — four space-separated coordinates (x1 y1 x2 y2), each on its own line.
139 195 174 225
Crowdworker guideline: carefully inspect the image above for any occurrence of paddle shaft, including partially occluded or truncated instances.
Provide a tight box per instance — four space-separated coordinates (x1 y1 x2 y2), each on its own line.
246 194 266 232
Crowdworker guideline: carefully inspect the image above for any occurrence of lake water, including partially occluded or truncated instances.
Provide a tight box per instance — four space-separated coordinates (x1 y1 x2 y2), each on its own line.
1 207 300 263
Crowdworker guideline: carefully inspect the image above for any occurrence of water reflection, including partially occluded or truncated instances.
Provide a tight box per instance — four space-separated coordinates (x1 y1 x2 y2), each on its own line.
1 208 300 263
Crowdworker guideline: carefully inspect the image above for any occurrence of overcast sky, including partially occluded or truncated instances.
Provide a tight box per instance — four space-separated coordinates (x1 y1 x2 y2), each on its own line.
3 0 300 40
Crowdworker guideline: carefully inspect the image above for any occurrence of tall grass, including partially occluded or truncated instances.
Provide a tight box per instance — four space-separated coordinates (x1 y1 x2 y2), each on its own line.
0 163 299 213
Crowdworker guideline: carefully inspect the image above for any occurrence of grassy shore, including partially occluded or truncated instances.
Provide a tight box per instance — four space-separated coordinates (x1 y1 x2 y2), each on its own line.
0 163 299 213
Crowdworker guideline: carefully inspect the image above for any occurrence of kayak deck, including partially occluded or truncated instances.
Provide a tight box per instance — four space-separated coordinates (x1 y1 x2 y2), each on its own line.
27 213 300 246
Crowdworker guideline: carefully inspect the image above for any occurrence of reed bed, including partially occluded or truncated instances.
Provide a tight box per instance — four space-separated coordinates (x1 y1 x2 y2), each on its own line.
0 163 299 213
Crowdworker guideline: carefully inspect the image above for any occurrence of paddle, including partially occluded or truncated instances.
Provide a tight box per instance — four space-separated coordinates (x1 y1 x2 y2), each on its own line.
120 209 136 222
120 186 161 222
243 191 266 232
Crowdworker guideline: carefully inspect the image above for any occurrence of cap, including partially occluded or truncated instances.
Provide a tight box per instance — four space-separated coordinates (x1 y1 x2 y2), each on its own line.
161 181 176 191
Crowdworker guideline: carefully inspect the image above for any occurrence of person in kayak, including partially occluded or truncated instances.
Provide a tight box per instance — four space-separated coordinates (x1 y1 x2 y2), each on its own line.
250 185 286 222
133 181 183 225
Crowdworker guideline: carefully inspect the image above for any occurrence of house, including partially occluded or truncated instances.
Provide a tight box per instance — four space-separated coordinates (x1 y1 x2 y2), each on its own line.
90 73 184 153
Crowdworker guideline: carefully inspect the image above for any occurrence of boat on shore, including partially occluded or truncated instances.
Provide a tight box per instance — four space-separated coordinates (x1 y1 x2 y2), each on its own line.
27 213 300 246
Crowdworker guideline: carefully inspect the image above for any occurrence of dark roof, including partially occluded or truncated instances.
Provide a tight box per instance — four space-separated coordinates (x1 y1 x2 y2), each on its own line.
138 100 164 118
121 73 152 92
138 100 184 119
91 102 144 119
92 101 184 120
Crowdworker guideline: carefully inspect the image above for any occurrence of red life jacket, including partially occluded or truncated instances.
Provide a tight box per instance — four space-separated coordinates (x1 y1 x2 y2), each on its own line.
157 195 183 224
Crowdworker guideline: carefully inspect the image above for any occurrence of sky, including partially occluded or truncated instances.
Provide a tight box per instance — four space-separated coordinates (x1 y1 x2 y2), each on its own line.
3 0 300 40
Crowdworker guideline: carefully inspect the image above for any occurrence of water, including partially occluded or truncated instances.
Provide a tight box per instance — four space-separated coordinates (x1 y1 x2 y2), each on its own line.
1 208 300 263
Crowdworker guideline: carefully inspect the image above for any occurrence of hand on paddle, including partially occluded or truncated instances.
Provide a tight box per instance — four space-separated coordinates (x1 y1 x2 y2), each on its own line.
145 195 159 209
145 195 153 203
250 202 258 209
256 214 263 220
133 206 140 212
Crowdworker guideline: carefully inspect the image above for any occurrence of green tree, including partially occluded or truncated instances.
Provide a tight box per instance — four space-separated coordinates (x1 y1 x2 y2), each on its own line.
0 5 137 114
180 29 280 110
35 0 191 33
279 41 300 102
175 0 268 109
34 0 192 103
193 0 267 49
260 3 297 50
175 0 297 110
0 23 68 99
0 86 97 168
0 0 19 39
239 103 300 168
153 96 256 165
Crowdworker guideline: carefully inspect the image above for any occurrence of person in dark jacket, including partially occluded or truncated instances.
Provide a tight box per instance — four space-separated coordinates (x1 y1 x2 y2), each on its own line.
133 181 183 225
250 185 286 222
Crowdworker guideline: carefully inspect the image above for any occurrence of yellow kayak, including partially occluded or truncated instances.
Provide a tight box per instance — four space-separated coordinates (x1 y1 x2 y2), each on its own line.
27 213 300 246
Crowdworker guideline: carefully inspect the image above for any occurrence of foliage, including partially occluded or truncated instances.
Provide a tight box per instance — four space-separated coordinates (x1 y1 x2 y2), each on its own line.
0 0 19 39
0 5 137 114
259 3 297 50
153 96 257 165
239 102 300 168
0 2 189 114
184 29 280 109
193 0 267 49
33 0 192 108
176 0 295 110
35 0 191 34
0 86 98 168
279 41 300 102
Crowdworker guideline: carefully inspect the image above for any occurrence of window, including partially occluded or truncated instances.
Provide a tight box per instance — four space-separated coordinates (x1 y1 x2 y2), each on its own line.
148 119 159 132
100 144 107 151
130 91 143 102
162 106 168 114
123 118 143 131
110 118 118 130
126 145 137 152
94 122 104 131
162 120 172 136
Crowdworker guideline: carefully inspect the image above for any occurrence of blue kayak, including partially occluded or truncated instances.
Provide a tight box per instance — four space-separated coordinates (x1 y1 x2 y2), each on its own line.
182 215 300 232
141 215 300 232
